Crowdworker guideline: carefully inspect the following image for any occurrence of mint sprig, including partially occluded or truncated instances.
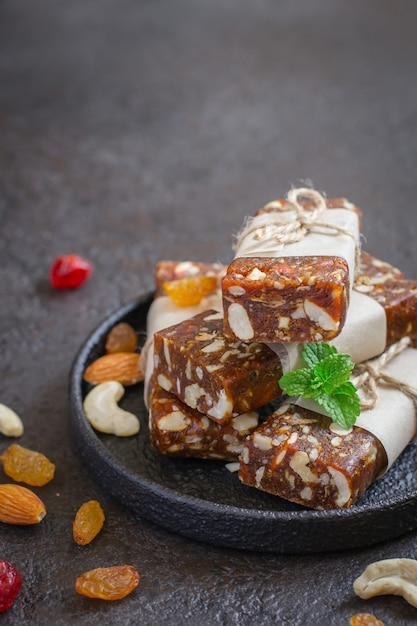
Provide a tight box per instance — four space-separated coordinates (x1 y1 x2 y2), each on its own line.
279 343 360 429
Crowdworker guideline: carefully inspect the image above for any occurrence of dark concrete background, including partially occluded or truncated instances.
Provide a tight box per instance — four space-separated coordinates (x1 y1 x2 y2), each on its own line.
1 1 417 624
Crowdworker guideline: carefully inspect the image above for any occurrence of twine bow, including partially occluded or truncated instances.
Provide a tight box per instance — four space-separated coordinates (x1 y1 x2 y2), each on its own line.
233 187 361 271
258 187 328 244
352 337 417 411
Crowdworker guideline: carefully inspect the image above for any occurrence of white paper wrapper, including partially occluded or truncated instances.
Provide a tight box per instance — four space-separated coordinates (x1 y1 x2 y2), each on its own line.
355 346 417 472
234 207 360 288
269 289 387 372
330 290 387 362
294 346 417 473
142 292 223 407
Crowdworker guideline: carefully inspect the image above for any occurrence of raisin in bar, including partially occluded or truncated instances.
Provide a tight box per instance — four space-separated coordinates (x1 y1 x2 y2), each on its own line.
239 340 417 509
149 382 259 460
153 309 283 422
154 260 226 297
222 190 361 343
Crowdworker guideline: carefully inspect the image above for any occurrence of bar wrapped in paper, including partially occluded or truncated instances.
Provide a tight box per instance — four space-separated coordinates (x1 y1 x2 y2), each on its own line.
141 260 226 406
269 252 417 370
238 339 417 509
222 189 361 343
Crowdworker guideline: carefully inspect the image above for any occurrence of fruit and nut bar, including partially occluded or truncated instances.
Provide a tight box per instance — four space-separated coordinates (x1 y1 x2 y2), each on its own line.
239 341 417 509
222 255 351 343
222 194 361 343
262 250 416 368
152 309 283 422
149 383 259 460
238 403 387 509
356 251 403 284
328 262 417 364
354 278 417 348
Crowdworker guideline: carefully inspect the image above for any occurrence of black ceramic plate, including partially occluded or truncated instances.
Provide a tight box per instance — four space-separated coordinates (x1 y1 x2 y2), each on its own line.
69 292 417 554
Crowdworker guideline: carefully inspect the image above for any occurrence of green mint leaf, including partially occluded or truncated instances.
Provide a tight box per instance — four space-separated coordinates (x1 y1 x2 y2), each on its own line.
279 368 315 397
334 380 360 397
302 342 338 368
303 371 326 398
278 342 361 428
316 387 361 429
314 354 354 394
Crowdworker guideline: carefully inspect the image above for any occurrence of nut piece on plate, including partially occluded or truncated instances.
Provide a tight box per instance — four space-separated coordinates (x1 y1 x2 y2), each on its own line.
83 353 143 386
83 381 140 437
105 323 138 354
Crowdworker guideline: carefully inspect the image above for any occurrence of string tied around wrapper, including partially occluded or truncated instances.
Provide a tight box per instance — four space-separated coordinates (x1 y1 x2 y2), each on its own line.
352 336 417 412
233 186 362 275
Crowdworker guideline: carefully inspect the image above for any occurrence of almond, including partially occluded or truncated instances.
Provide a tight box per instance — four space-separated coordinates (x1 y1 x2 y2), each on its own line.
0 483 46 525
83 352 144 386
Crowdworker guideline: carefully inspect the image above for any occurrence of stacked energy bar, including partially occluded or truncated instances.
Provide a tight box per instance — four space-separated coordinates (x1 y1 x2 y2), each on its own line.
144 190 417 509
147 261 270 460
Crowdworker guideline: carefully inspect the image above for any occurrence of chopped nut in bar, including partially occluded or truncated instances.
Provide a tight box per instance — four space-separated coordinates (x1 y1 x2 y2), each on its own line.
149 383 259 460
152 309 283 422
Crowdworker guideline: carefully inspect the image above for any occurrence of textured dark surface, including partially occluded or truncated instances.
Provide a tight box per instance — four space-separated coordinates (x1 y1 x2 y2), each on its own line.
1 1 417 624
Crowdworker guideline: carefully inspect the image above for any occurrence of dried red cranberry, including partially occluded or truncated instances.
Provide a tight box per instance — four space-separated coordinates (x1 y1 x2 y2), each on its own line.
50 254 93 289
0 559 22 613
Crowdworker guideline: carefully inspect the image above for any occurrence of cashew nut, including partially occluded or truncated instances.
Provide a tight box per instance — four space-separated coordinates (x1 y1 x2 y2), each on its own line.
353 558 417 608
83 381 140 437
0 402 24 437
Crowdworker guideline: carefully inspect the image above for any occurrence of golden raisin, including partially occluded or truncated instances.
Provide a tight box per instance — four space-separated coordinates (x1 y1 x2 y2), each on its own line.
350 613 385 626
0 444 55 486
75 565 140 600
105 323 138 354
73 500 105 545
163 275 218 306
